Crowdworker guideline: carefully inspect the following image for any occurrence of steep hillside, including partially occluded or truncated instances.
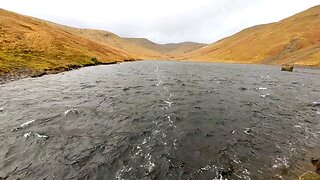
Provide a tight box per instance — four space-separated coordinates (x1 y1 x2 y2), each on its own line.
61 28 166 60
181 6 320 67
0 9 169 83
0 8 138 81
125 38 206 57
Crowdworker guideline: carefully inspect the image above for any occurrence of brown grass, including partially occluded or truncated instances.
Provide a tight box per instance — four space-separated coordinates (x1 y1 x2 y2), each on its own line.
1 5 319 82
0 8 166 81
180 5 320 67
125 38 207 58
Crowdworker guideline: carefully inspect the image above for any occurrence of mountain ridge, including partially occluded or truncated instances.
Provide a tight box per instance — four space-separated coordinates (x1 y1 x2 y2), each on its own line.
124 38 207 57
0 5 320 83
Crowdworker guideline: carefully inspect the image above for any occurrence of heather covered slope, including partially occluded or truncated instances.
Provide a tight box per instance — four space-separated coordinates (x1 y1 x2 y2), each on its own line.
181 6 320 67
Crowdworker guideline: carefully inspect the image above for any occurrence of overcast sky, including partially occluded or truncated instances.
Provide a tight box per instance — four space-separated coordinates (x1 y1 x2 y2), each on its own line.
1 0 319 44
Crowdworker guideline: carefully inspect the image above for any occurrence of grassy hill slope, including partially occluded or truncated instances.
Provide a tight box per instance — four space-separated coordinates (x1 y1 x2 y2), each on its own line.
0 9 164 82
181 6 320 67
63 28 166 60
125 38 207 57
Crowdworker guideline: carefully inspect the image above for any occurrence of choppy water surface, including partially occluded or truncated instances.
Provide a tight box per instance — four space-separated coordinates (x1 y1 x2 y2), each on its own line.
0 61 319 179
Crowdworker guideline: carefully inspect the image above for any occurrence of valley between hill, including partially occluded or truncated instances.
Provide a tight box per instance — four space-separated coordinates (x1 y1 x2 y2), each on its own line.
0 6 319 83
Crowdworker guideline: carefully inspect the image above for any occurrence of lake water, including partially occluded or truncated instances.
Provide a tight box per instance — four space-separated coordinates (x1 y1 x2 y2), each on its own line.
0 61 319 179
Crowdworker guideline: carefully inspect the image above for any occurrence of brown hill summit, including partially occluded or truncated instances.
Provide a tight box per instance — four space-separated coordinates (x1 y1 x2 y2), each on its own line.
125 38 207 58
0 9 164 82
180 5 320 67
63 28 166 60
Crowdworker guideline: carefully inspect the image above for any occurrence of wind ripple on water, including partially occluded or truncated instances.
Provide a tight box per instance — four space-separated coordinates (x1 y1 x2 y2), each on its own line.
0 61 319 179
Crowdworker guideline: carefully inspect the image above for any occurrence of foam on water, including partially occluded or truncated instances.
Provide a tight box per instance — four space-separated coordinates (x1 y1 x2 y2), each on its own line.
12 119 36 131
23 132 32 138
164 100 173 107
272 157 289 169
23 132 49 139
64 109 79 116
20 119 35 128
258 87 268 90
312 102 320 105
259 94 270 98
34 133 49 138
244 128 252 135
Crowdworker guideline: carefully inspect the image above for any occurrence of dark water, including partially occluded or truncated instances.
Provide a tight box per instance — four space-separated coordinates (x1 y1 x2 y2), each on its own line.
0 61 319 180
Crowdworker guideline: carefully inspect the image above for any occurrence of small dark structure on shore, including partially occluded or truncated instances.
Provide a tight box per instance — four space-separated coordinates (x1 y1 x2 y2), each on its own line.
312 158 320 174
281 64 294 72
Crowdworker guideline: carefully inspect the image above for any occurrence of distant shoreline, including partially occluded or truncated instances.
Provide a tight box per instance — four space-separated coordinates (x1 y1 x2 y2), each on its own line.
1 59 319 85
179 59 320 69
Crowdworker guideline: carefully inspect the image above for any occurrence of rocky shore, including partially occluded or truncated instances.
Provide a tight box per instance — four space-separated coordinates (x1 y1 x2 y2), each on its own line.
0 58 138 84
298 171 320 180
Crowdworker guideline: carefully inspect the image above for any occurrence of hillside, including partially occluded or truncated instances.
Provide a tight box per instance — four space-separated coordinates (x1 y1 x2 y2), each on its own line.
61 28 166 60
125 38 207 57
0 9 165 83
181 5 320 67
1 6 319 83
